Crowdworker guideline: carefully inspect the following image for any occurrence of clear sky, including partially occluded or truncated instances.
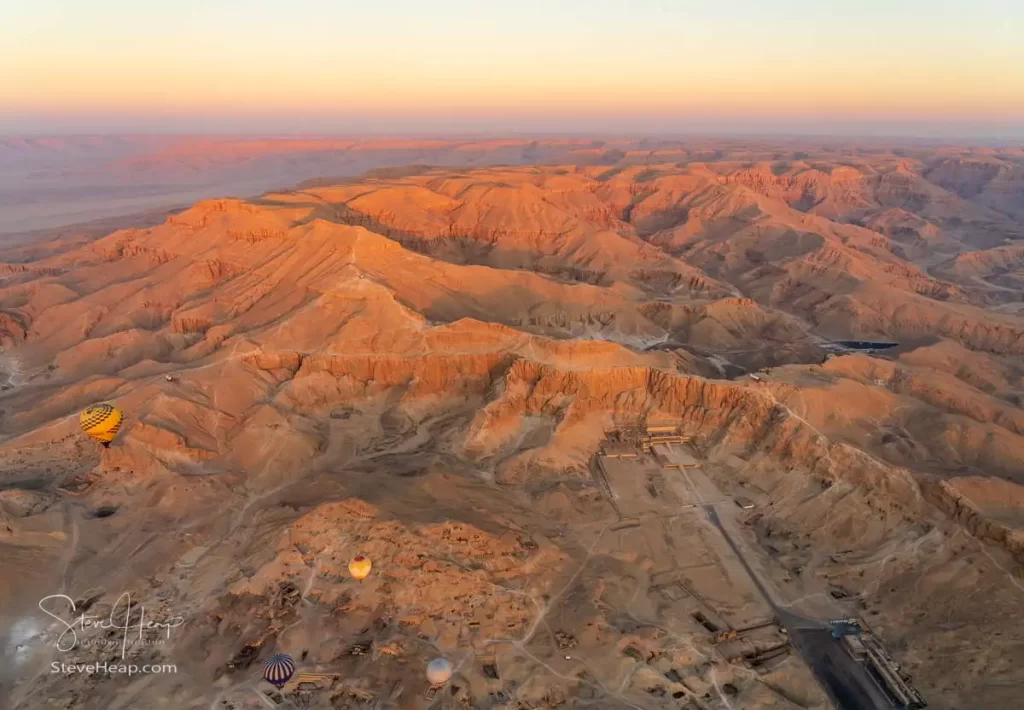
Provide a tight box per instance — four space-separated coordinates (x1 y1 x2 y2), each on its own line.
1 0 1022 137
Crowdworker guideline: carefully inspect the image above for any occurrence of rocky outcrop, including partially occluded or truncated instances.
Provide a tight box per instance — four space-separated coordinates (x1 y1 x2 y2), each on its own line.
925 479 1024 566
935 245 1024 281
0 310 27 348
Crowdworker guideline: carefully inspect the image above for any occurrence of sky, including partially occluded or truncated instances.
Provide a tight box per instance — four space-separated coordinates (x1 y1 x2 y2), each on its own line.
1 0 1022 137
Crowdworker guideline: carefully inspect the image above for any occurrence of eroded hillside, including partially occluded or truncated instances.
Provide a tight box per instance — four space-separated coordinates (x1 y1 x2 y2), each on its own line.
1 147 1023 710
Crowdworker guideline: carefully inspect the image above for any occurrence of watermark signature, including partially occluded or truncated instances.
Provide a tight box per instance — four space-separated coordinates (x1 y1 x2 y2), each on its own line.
51 660 177 676
38 593 186 659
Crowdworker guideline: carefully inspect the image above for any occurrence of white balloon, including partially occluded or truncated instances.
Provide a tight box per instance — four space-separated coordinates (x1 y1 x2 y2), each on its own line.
426 658 453 685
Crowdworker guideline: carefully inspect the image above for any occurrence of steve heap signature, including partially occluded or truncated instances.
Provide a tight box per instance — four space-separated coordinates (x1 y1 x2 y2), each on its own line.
38 593 186 658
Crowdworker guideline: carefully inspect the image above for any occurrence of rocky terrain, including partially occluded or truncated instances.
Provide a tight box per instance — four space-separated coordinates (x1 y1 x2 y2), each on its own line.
0 142 1023 709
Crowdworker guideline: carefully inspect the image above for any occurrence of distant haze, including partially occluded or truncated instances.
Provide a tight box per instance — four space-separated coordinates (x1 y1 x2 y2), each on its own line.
1 0 1023 138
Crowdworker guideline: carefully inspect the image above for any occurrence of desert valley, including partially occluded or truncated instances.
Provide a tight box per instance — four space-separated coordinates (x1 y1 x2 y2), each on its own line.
0 138 1023 710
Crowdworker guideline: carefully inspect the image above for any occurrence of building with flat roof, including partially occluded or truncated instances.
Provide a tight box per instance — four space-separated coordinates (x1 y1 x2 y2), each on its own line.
646 423 679 435
601 442 638 458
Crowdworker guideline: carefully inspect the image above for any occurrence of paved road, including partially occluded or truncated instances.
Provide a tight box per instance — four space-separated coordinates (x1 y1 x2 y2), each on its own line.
703 504 895 710
788 628 897 710
703 506 817 625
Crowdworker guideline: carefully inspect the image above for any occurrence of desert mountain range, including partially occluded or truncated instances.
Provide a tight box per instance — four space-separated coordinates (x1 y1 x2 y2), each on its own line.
1 140 1023 709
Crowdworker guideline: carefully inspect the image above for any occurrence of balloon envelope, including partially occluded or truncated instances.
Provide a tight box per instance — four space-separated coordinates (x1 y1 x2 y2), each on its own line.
349 555 372 580
263 653 295 689
426 657 453 685
79 404 123 445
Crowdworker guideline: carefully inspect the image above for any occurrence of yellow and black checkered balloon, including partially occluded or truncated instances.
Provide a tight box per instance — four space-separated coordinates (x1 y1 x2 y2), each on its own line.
79 404 123 445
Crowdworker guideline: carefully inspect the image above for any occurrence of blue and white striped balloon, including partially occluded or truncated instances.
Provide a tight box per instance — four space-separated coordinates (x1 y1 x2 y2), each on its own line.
263 653 296 689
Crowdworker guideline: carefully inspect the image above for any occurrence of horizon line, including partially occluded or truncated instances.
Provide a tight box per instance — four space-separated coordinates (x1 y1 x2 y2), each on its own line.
2 130 1022 146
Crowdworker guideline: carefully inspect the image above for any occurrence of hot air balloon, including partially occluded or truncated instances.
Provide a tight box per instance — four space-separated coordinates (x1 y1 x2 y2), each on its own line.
79 404 123 448
263 653 296 690
349 555 372 580
426 657 453 686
